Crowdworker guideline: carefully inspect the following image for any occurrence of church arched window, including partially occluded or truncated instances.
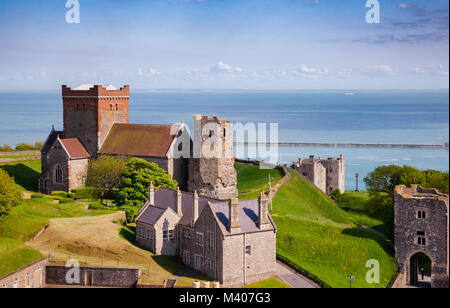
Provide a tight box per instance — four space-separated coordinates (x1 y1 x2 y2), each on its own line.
54 164 63 185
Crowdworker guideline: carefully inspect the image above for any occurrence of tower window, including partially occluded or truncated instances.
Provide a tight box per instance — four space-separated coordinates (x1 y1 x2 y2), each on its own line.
223 128 226 137
76 104 79 111
417 231 426 246
209 130 213 138
418 210 426 219
116 104 119 111
83 104 86 111
110 104 113 111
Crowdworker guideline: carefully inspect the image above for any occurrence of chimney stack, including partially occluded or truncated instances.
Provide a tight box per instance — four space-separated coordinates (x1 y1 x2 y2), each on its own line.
258 192 270 230
176 187 182 216
149 181 155 206
192 191 199 226
309 155 315 161
229 198 241 234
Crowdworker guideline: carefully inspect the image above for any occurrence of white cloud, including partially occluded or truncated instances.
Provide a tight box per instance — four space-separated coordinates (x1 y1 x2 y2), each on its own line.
412 64 448 76
210 61 233 73
292 64 329 78
138 68 161 78
363 65 394 75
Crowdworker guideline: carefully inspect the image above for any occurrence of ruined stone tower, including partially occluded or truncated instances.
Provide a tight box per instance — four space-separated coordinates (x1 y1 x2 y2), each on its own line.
394 185 449 288
62 84 130 156
188 114 238 200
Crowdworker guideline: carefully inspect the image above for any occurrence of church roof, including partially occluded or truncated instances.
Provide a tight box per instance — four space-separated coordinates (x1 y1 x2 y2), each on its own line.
98 123 179 158
59 138 91 159
136 187 276 235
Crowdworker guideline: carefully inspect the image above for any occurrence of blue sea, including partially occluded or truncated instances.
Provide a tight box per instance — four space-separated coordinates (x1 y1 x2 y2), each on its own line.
0 90 448 190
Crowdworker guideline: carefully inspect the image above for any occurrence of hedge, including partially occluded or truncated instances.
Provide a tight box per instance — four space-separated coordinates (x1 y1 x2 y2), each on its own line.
31 193 45 199
72 187 98 200
51 191 68 198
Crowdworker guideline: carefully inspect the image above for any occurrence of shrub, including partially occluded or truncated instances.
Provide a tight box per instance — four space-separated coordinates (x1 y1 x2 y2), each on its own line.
51 191 68 198
72 187 98 200
120 206 138 223
66 192 76 199
0 169 22 218
0 144 14 152
51 196 63 201
89 202 110 210
31 193 45 199
60 198 75 204
330 189 342 201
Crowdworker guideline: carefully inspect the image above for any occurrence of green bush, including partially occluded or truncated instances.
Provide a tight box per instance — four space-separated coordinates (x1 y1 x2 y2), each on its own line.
330 189 342 201
89 202 113 210
15 143 36 151
51 196 64 201
0 169 23 218
72 187 98 200
60 198 75 204
31 193 45 199
66 192 76 199
120 206 138 223
0 144 14 152
51 191 68 198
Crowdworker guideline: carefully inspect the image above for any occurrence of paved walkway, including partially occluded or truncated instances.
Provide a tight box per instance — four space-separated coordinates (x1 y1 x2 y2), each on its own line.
361 226 392 244
276 261 319 288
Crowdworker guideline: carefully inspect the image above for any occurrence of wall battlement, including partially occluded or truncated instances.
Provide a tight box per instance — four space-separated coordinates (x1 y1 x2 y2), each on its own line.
62 84 130 97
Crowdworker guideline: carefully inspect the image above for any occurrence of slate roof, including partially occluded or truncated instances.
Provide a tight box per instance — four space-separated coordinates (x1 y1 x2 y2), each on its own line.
98 123 178 158
59 138 91 159
136 187 276 235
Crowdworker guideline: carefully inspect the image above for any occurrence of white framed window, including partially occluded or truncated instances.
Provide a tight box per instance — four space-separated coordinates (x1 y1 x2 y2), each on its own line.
169 229 174 240
196 232 204 247
183 250 190 264
206 231 214 249
146 229 153 240
163 230 168 240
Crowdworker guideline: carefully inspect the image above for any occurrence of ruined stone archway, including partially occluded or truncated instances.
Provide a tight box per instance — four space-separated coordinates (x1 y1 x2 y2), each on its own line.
408 251 433 288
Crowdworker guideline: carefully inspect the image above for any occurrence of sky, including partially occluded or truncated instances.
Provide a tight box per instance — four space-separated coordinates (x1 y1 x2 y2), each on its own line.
0 0 448 90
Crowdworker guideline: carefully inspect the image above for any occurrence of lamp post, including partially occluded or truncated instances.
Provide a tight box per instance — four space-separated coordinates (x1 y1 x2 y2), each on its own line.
347 276 355 288
355 173 359 192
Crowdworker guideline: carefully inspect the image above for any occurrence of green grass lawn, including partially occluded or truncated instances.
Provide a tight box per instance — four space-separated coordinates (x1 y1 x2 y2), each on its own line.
0 197 115 253
335 191 394 240
0 247 44 278
235 162 284 200
272 170 397 288
0 154 40 159
243 278 290 288
0 160 41 191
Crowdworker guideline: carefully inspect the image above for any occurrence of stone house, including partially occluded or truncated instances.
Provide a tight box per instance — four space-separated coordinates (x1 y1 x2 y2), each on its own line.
135 183 277 287
291 154 345 195
394 185 449 288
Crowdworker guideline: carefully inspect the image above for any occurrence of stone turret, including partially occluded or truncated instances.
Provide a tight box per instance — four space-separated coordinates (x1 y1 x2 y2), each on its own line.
188 114 238 200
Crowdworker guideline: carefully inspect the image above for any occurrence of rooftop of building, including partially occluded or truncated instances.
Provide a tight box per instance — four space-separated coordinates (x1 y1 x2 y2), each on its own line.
395 184 449 201
74 84 117 91
136 187 276 235
98 123 181 158
59 138 91 159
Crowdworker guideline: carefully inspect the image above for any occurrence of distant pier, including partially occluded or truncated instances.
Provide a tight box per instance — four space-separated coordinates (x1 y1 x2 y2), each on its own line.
234 142 449 149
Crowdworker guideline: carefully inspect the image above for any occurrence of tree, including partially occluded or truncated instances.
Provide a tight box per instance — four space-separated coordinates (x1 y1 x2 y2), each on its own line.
330 189 342 201
0 169 22 218
85 155 127 204
116 158 178 221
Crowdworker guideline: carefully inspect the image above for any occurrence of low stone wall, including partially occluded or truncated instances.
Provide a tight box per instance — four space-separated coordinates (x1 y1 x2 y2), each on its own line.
45 265 140 288
0 257 49 288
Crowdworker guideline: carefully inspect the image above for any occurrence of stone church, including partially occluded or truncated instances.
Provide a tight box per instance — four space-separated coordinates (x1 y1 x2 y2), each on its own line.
39 84 238 201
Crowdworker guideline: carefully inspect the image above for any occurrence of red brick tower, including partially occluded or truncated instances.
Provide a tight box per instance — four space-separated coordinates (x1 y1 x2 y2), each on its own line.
62 84 130 156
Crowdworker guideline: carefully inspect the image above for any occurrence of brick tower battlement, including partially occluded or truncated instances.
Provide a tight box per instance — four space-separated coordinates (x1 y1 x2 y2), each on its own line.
62 84 130 156
188 114 238 200
394 185 449 288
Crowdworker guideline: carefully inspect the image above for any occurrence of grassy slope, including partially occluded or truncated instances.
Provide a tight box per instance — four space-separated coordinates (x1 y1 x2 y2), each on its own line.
0 247 44 278
336 191 394 240
0 160 41 191
235 162 284 200
243 278 290 288
272 169 397 288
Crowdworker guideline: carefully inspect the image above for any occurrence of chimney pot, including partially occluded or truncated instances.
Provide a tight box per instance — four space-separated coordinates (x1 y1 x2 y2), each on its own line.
149 181 155 206
176 187 182 216
229 198 241 233
192 190 199 226
258 192 270 230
